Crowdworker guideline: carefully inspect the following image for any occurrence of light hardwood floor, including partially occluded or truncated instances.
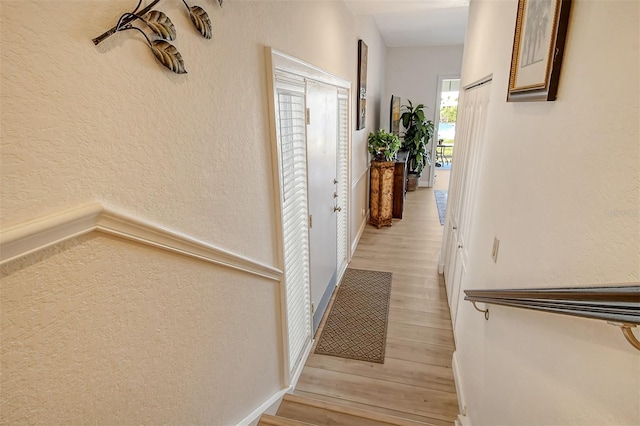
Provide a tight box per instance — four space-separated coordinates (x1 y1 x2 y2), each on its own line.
295 169 456 426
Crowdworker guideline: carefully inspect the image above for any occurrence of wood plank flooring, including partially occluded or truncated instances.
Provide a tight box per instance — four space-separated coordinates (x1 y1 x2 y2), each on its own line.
295 170 458 425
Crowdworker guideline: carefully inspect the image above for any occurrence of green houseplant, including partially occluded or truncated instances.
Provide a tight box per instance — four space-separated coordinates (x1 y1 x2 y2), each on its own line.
400 100 434 189
368 129 401 161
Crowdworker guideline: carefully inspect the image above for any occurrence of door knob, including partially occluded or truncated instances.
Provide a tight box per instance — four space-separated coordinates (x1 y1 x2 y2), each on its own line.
334 206 342 212
333 178 339 184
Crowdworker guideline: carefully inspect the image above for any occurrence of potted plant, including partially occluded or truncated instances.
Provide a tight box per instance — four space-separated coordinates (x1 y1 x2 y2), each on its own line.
400 100 434 190
368 129 401 161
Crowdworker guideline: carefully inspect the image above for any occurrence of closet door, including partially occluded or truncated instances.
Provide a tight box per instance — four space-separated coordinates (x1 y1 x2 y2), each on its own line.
443 79 491 328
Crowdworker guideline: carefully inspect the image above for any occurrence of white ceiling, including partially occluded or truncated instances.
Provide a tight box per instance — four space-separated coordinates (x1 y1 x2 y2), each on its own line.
346 0 470 47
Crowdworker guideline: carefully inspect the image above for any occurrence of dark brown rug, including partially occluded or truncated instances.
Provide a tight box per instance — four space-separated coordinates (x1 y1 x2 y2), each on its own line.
314 268 392 364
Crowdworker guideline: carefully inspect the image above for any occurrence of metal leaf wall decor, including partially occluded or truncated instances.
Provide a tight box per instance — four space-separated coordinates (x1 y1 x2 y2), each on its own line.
151 40 186 73
144 10 176 41
187 5 212 39
92 0 223 74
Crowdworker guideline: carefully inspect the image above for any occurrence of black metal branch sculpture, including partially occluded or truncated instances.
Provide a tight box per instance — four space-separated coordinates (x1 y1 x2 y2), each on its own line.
93 0 222 74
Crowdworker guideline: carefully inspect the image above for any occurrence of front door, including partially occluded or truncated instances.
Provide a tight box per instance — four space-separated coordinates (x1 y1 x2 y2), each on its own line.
306 80 338 333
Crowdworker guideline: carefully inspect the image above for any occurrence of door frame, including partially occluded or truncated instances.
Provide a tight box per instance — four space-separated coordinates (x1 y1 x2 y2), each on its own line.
265 47 351 388
426 74 460 188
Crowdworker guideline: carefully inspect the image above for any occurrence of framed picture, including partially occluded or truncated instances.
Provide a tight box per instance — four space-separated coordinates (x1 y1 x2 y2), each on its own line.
507 0 572 102
390 95 401 136
357 40 368 130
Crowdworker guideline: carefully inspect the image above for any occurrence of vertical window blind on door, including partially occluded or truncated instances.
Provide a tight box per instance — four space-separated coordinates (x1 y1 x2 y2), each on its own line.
336 91 349 277
276 88 312 374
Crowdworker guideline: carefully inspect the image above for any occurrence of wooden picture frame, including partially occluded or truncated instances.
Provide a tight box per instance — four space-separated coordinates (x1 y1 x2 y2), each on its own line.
507 0 572 102
357 40 368 130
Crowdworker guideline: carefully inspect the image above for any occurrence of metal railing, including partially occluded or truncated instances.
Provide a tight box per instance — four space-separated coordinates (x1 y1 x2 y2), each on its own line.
464 285 640 351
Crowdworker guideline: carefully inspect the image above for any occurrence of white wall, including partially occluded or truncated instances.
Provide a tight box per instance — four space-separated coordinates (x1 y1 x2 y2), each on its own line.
351 15 387 248
0 1 386 423
383 45 464 185
1 234 283 424
454 0 640 424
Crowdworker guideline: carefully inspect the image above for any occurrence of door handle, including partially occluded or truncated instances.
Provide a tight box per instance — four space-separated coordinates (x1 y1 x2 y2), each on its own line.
333 178 339 184
334 206 342 212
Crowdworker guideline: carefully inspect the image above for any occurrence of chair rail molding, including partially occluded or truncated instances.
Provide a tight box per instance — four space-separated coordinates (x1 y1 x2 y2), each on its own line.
464 285 640 351
0 202 283 282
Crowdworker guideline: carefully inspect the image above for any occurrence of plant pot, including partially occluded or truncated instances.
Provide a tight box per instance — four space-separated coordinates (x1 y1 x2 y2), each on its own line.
407 173 419 192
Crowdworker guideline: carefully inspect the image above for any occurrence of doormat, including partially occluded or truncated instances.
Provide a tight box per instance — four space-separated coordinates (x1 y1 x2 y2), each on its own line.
435 190 448 225
314 268 392 364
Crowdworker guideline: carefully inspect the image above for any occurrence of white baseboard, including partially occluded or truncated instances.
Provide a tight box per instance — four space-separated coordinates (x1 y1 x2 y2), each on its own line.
351 214 367 256
455 414 473 426
452 351 468 419
237 387 289 426
289 339 313 389
238 338 312 426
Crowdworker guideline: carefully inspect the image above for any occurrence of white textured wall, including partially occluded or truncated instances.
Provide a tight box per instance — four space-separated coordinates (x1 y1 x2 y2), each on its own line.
383 45 464 185
1 235 282 424
454 0 640 424
0 1 386 423
1 0 360 265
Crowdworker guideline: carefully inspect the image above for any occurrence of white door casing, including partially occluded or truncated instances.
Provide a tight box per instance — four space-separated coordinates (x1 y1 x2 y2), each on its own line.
427 75 461 188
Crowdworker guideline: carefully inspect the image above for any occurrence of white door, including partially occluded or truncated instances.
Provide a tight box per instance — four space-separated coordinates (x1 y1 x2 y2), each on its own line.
442 79 491 328
306 80 339 333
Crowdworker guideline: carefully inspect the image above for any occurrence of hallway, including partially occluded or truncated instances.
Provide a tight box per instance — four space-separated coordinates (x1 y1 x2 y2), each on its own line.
295 170 458 425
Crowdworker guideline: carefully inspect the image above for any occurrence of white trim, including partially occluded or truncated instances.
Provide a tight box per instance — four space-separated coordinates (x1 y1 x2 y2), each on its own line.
452 351 468 418
236 387 290 426
428 74 461 188
270 48 350 90
288 338 313 390
351 166 369 258
463 74 493 91
1 202 102 265
234 313 314 426
264 46 292 387
351 212 367 257
455 415 473 426
0 202 283 282
352 166 369 190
